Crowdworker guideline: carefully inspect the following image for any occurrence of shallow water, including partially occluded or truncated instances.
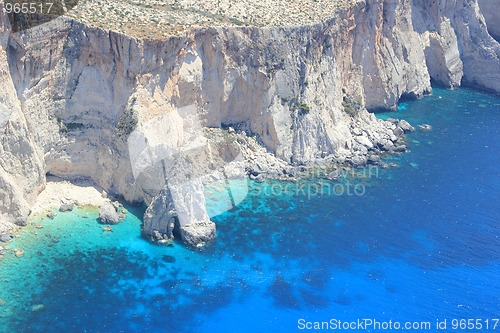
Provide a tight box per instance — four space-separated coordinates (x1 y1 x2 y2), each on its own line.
0 88 499 332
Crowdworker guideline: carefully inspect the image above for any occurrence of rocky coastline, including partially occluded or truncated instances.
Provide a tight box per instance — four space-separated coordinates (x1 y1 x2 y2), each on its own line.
0 0 499 246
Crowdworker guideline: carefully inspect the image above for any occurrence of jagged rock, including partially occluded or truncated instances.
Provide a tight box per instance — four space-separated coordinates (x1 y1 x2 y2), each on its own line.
351 155 368 168
180 221 216 246
143 179 217 246
153 231 175 246
351 127 363 136
153 230 167 242
15 218 27 227
355 135 374 149
252 174 265 182
398 120 415 133
118 213 127 221
393 145 407 153
99 203 120 225
367 155 382 164
393 127 404 137
378 139 394 151
46 212 57 219
111 201 121 211
59 204 73 212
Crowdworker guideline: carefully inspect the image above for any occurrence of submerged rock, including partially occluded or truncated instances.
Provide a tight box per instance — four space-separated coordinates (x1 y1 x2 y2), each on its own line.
32 304 45 312
103 225 113 232
418 124 432 131
99 203 120 225
161 255 176 263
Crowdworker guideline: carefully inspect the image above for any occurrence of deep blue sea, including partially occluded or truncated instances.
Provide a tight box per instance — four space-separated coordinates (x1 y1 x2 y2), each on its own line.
0 88 499 332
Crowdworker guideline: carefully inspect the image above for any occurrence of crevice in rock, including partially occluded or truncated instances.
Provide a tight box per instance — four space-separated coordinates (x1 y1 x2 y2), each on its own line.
172 216 182 240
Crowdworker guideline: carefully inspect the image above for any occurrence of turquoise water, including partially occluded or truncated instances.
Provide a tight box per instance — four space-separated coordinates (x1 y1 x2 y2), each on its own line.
0 88 499 332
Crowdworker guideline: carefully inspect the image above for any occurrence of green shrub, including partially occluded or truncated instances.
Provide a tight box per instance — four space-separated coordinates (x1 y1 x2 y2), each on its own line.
342 101 356 117
298 103 310 114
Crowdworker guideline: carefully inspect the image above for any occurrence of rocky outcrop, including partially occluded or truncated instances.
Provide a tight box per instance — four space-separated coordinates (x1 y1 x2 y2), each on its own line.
143 188 178 241
0 0 498 241
98 203 120 225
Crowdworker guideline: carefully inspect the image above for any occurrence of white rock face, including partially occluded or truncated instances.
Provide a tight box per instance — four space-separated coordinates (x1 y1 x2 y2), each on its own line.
0 0 498 239
479 0 500 40
0 15 44 232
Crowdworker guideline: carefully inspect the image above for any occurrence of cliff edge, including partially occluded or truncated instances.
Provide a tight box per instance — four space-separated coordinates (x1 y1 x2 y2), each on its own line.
0 0 498 244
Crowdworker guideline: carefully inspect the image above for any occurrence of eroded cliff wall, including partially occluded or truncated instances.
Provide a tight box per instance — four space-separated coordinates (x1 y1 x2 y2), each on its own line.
478 0 500 41
0 14 44 232
0 0 498 235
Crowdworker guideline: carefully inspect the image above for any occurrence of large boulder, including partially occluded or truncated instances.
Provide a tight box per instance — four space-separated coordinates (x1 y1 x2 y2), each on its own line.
99 203 120 225
180 221 216 246
398 120 415 133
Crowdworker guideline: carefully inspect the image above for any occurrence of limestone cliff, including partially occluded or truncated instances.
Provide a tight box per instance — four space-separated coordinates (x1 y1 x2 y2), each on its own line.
0 13 44 233
478 0 500 41
0 0 498 242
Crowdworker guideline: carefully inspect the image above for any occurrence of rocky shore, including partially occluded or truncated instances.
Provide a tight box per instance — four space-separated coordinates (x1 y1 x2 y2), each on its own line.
205 115 414 183
0 0 499 246
0 177 129 252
